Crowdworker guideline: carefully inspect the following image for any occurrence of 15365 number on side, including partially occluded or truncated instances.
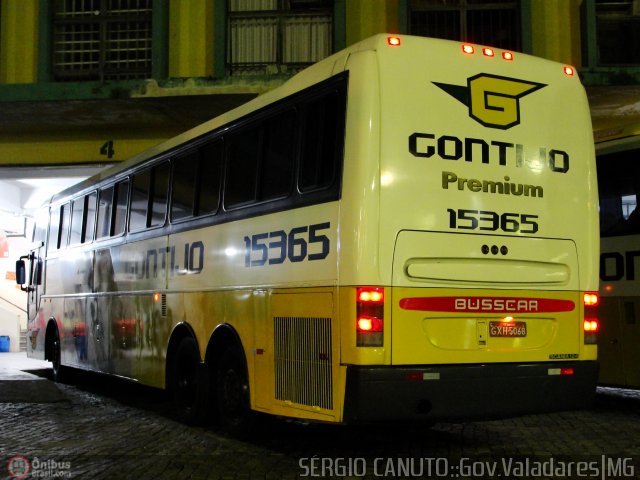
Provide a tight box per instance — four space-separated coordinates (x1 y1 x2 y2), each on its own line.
244 222 331 267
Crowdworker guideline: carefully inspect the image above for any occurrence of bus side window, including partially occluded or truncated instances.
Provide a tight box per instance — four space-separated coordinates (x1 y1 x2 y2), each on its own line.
33 209 48 244
84 192 97 242
198 141 223 215
59 203 71 249
150 162 170 227
69 197 85 245
130 162 169 232
171 151 199 221
130 169 151 232
261 110 295 200
225 125 260 209
113 179 129 236
299 90 345 192
96 186 114 240
48 207 61 252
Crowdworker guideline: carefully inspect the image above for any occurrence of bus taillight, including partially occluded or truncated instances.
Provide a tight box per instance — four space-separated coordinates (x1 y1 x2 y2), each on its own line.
356 287 384 347
583 292 599 344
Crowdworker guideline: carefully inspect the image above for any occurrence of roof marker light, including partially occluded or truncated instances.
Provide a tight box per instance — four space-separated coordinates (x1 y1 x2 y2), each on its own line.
502 51 514 61
564 65 575 76
483 47 495 57
387 36 401 46
462 44 475 54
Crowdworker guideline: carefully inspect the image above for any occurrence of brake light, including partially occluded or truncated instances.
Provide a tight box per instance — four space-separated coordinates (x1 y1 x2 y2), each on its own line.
356 287 384 347
583 292 599 344
584 320 599 332
584 292 599 306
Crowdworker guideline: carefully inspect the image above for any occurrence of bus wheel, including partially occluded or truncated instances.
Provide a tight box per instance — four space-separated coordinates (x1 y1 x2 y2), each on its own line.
216 345 251 433
171 336 208 425
49 325 65 382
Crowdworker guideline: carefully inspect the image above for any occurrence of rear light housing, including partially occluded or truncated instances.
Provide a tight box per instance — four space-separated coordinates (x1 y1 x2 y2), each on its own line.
356 287 384 347
583 292 599 344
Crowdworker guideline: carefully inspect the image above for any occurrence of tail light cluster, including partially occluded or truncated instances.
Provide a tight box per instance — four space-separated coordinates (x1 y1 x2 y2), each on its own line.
583 292 599 344
356 287 384 347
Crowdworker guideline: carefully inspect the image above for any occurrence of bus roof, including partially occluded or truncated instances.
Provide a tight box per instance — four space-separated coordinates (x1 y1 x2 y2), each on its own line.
50 33 575 205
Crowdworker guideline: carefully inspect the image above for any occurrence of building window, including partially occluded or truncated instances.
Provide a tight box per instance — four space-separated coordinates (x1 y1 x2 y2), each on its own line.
227 0 333 75
408 0 521 51
52 0 153 81
595 0 640 66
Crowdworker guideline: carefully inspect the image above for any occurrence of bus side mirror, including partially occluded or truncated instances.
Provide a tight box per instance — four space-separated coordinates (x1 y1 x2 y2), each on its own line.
16 259 26 287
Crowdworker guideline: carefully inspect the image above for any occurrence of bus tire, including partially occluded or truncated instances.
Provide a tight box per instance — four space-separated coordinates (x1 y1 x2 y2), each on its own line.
216 344 252 434
170 336 209 425
49 324 65 382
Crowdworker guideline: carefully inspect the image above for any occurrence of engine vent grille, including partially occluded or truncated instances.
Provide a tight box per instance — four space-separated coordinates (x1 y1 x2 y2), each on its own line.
274 316 332 410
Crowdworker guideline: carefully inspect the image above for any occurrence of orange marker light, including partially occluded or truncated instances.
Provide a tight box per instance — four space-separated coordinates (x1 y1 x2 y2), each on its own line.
462 44 475 54
502 51 514 61
483 47 495 57
387 36 401 46
564 66 575 76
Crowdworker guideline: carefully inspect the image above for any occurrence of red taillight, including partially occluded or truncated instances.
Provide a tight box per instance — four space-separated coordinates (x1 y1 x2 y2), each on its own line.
356 287 384 347
387 36 401 46
564 65 575 76
584 292 599 307
584 320 599 332
584 292 599 344
502 51 514 61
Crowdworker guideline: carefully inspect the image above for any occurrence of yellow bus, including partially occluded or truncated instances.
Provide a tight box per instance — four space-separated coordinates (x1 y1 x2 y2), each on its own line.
17 34 600 428
595 121 640 388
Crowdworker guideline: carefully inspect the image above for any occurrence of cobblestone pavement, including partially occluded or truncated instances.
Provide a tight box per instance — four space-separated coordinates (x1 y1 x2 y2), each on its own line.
1 358 639 479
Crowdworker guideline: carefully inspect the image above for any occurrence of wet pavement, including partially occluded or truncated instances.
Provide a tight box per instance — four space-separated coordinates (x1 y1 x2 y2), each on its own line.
1 352 639 479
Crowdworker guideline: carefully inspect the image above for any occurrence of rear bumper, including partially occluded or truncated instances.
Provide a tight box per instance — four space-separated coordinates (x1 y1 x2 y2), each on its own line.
342 361 598 423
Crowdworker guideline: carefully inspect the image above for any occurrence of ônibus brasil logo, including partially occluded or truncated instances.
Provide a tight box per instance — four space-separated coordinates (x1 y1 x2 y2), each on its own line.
434 74 546 130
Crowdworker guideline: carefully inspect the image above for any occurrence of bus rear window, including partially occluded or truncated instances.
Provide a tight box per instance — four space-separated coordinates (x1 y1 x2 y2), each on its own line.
298 90 345 192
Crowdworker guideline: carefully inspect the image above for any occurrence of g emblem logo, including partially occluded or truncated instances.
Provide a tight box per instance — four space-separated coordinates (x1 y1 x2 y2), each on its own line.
434 74 546 130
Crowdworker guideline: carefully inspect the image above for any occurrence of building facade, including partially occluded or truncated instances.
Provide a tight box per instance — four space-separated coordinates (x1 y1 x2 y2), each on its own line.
0 0 638 168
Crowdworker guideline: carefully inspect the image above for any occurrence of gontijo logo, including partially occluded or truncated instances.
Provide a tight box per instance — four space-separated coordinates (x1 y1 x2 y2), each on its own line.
434 74 546 130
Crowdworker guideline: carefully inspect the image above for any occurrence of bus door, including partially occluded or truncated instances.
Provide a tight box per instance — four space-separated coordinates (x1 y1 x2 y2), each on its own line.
89 248 113 372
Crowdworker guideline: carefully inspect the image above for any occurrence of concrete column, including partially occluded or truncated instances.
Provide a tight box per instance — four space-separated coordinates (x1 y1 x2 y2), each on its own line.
530 0 583 66
346 0 400 46
0 0 39 84
168 0 214 78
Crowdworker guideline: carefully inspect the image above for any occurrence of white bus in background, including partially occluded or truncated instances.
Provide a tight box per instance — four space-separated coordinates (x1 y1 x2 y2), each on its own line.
595 122 640 388
17 34 600 431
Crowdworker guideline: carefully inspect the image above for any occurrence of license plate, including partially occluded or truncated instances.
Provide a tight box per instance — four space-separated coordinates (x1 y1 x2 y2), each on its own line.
489 321 527 337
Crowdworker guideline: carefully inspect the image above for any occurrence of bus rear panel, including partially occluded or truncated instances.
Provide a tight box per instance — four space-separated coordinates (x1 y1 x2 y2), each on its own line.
339 35 599 422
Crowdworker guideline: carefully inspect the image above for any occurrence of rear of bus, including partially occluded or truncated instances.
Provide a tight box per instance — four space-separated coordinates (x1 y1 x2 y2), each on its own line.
340 35 599 421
